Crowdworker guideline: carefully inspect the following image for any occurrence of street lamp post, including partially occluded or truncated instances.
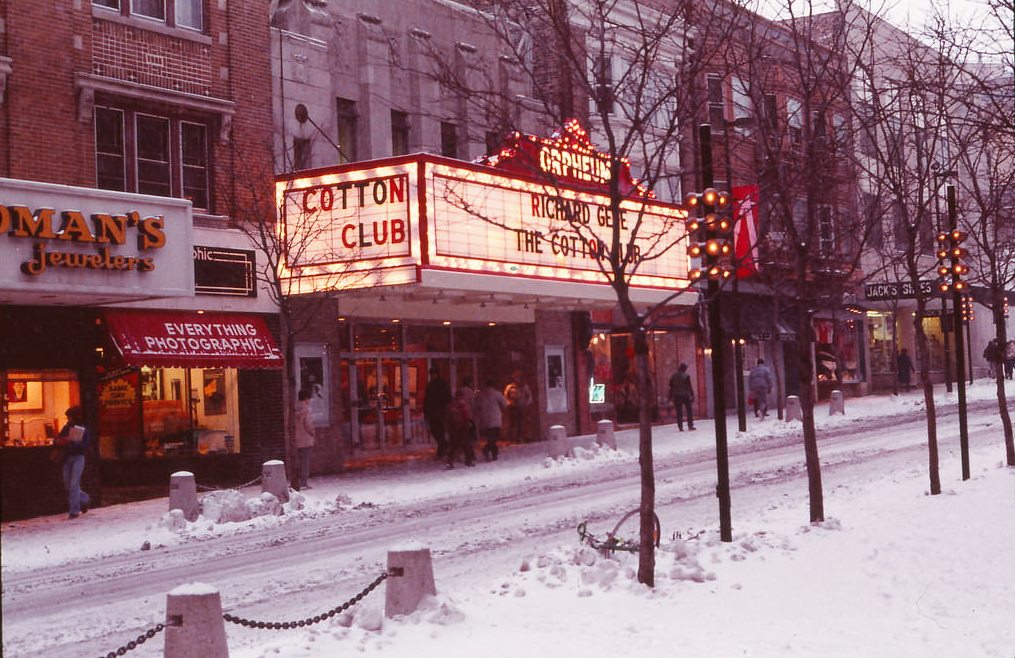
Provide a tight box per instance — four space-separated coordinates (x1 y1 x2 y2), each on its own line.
689 123 734 542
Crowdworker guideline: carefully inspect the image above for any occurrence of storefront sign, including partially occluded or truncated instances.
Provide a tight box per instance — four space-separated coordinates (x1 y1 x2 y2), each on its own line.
0 178 193 301
106 310 283 368
194 245 256 297
864 279 937 301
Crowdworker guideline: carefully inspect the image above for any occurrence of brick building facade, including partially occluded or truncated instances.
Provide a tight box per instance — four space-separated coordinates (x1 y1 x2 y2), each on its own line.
0 1 283 520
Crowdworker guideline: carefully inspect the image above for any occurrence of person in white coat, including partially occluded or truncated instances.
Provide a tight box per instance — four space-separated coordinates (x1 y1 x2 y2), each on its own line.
294 389 316 490
476 379 508 461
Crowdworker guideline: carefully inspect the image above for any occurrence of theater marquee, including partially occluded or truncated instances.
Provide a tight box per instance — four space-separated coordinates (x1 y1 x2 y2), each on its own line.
275 122 690 296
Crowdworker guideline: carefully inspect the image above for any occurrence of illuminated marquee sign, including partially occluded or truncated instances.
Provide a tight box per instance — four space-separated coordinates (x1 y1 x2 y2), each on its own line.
0 204 166 276
428 165 686 287
275 123 689 294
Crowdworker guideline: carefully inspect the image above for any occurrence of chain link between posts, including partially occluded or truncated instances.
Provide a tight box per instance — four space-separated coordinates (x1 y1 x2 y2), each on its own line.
98 622 165 658
223 570 395 630
196 475 262 492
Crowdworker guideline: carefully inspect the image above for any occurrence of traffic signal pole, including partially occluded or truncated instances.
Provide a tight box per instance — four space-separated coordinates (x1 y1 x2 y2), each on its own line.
947 185 971 480
698 124 733 542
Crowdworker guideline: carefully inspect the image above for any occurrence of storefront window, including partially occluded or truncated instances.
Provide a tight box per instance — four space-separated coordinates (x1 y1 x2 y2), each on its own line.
2 370 80 447
867 312 895 374
354 323 402 352
814 318 865 384
920 316 946 371
587 330 672 423
97 366 240 459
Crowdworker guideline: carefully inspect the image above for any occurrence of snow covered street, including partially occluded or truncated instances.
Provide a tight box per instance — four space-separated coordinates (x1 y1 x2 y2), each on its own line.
3 382 1014 658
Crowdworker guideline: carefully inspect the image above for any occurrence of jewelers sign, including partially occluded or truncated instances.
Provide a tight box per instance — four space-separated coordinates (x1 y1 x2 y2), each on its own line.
0 178 193 300
276 124 689 294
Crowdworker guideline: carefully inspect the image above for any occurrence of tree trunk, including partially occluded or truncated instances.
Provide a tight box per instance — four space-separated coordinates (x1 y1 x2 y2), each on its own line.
280 307 297 484
634 328 655 587
796 317 824 523
912 298 941 495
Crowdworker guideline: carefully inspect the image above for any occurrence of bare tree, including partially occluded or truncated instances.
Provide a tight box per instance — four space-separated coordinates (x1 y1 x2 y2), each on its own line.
406 0 748 585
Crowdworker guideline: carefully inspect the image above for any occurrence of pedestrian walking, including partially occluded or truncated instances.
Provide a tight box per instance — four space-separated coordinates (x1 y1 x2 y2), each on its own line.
475 379 508 461
896 348 915 392
424 366 452 458
1004 340 1015 380
294 389 315 490
668 363 695 431
983 339 1002 378
748 358 775 418
445 389 476 468
503 371 533 442
55 406 91 519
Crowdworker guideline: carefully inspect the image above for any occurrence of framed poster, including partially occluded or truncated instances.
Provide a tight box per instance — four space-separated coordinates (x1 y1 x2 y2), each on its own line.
202 369 227 416
294 343 330 426
544 345 568 414
7 380 43 411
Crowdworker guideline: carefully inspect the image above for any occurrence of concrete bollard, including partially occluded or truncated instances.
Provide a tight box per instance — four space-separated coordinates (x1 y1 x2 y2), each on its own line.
169 471 199 522
385 547 436 618
829 390 845 415
596 419 617 450
785 395 803 421
261 460 290 504
547 425 567 458
164 582 229 658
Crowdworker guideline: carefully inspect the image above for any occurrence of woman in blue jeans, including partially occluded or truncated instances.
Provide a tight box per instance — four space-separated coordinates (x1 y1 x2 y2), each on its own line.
56 406 91 519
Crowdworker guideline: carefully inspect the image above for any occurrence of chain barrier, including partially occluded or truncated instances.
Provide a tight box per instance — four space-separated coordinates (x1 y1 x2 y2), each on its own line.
196 475 262 492
98 622 165 658
223 570 394 630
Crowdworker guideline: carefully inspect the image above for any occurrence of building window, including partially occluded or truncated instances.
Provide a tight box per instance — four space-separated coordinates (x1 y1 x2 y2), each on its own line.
181 122 209 209
593 56 615 115
817 205 834 255
441 121 459 159
391 110 410 156
94 1 203 31
787 98 803 146
292 137 311 170
136 114 171 197
485 130 501 156
731 76 752 132
336 98 357 163
94 105 211 210
707 74 725 129
95 107 126 192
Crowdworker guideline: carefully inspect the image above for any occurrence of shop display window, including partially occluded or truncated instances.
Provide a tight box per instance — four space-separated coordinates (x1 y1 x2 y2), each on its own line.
587 330 672 423
920 317 947 371
2 370 81 447
867 312 896 374
97 366 240 459
814 318 865 384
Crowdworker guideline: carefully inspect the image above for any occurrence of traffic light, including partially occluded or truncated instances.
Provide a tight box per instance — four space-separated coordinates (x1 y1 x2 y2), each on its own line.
936 229 969 293
961 295 975 324
685 187 733 281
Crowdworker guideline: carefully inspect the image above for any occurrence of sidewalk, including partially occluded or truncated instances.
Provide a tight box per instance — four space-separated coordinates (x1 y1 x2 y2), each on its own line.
3 379 1012 575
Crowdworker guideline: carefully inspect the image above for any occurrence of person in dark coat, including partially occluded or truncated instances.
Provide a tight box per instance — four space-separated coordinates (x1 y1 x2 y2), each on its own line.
896 348 915 392
1004 340 1015 380
424 367 452 458
55 406 91 519
748 358 775 418
983 339 1002 378
668 363 695 431
445 389 476 468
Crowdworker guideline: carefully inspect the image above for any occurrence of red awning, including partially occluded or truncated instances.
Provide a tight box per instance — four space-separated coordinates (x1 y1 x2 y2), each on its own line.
105 310 283 369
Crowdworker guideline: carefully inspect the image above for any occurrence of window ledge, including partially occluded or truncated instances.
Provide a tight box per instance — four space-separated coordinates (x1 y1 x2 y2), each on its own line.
75 72 235 143
92 6 212 45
